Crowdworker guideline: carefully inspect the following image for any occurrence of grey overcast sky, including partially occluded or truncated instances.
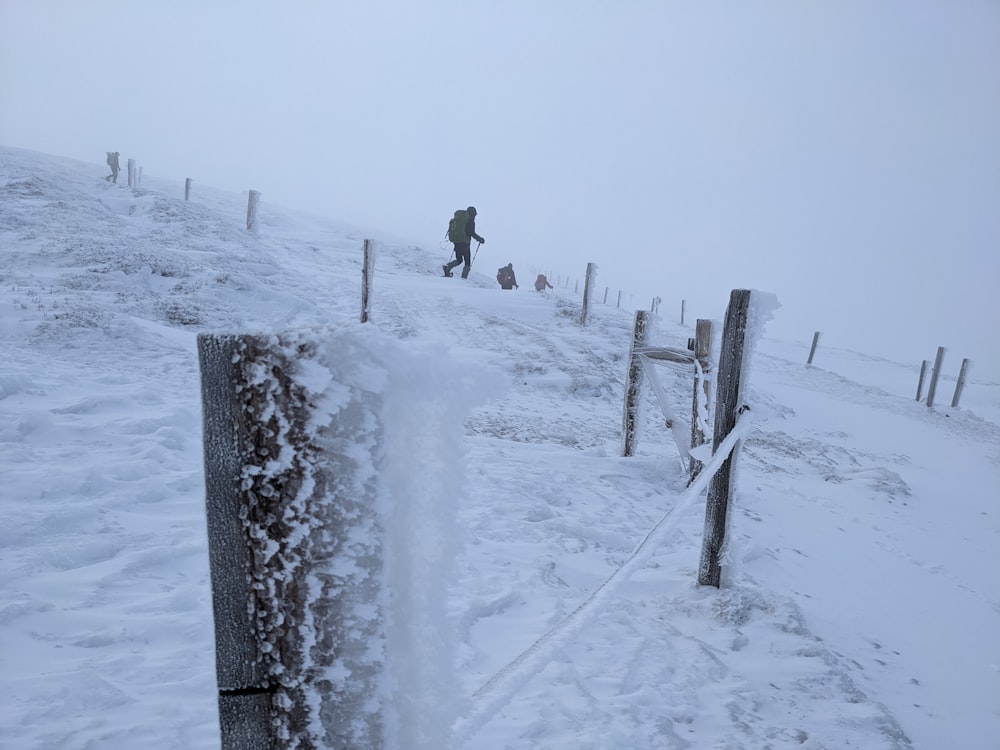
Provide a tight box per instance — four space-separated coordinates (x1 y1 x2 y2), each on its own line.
2 1 998 378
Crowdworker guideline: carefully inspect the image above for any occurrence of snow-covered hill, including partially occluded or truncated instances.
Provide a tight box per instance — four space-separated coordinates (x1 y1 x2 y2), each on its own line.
1 146 997 749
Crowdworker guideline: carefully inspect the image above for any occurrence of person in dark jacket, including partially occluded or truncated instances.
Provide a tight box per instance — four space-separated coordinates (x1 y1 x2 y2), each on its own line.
497 263 518 290
443 206 485 279
105 152 121 183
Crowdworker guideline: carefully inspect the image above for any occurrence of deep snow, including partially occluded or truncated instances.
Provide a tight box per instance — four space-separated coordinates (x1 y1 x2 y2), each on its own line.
1 146 998 749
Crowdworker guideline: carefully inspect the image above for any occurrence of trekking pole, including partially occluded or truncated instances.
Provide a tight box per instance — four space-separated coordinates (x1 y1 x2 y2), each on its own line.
471 241 481 265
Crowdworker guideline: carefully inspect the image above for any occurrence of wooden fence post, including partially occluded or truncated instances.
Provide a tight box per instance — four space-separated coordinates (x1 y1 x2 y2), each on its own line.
951 358 970 408
246 190 261 232
138 166 143 185
603 286 609 304
681 299 686 326
198 332 389 748
622 310 649 457
617 290 623 309
915 360 928 401
185 178 192 201
580 262 597 325
361 239 375 323
127 158 136 188
926 346 946 407
698 289 751 588
807 331 821 366
688 319 714 482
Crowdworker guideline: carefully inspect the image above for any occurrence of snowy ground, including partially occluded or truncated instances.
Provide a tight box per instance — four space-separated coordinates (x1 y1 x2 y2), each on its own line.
1 146 998 749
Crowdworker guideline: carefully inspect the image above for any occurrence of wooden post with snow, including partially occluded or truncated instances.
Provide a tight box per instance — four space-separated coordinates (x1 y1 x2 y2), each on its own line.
603 286 609 304
915 360 928 401
617 290 623 309
807 331 821 366
127 158 136 188
185 178 192 201
622 310 649 457
198 332 388 749
926 346 946 408
580 262 597 325
688 319 714 482
681 299 686 326
951 358 970 408
698 289 751 588
361 239 375 323
246 190 261 232
138 166 143 185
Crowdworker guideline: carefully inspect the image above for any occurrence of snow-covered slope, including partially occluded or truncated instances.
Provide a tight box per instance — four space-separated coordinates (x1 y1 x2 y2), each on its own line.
1 146 997 749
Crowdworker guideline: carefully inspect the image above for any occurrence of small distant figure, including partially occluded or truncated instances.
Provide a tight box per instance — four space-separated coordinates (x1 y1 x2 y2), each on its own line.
497 263 518 290
105 152 121 183
534 274 553 292
443 206 485 279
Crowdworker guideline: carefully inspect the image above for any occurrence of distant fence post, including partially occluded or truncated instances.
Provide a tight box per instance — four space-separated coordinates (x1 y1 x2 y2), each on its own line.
603 286 609 304
651 296 661 315
951 358 970 408
127 158 136 188
574 280 579 294
681 300 686 326
622 310 649 457
198 332 389 749
926 346 946 407
617 290 623 309
185 178 192 201
138 166 143 185
361 239 375 323
807 331 821 366
915 360 928 401
688 319 714 482
698 289 752 588
246 190 261 232
580 262 597 325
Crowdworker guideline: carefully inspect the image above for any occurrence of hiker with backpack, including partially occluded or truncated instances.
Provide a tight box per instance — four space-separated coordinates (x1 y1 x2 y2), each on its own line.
534 274 553 292
443 206 485 279
105 152 121 183
497 263 518 290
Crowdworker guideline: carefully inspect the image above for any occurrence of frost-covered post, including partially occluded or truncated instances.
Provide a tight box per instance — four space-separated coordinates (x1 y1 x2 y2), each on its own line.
617 290 623 309
127 158 136 188
681 299 686 326
688 319 714 482
807 331 821 366
198 331 390 749
361 239 375 323
622 310 649 457
185 178 192 201
247 190 261 232
138 166 143 185
699 289 751 588
915 360 928 401
580 262 597 326
951 358 970 408
926 346 946 408
603 286 609 304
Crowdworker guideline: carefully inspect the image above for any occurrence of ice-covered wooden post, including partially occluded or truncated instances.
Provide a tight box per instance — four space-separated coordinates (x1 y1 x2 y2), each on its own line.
603 286 609 304
622 310 649 457
127 158 136 188
681 299 686 326
926 346 946 407
580 262 597 325
699 289 751 588
185 178 192 201
617 290 623 309
361 239 375 323
915 360 928 401
198 332 388 749
246 190 261 232
688 319 714 482
807 331 821 366
951 358 970 408
138 166 143 185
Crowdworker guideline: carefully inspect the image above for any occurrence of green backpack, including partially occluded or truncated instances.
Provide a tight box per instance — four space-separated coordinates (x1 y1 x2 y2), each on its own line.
447 209 469 243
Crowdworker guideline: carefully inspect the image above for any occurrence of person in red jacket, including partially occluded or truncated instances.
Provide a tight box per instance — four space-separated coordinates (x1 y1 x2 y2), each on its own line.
534 274 553 292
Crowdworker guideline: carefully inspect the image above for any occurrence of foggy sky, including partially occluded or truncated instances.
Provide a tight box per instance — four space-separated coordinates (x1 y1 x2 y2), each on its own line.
2 1 998 378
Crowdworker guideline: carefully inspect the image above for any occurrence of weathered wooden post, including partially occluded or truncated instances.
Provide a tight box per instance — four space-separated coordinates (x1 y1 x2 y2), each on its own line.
622 310 649 457
580 262 597 325
699 289 752 588
127 158 136 188
951 358 970 408
361 239 375 323
681 299 686 326
603 286 609 304
915 360 928 401
138 166 143 185
185 178 192 201
198 332 390 749
574 280 579 294
617 290 623 309
807 331 821 366
688 319 714 482
926 346 946 408
246 190 261 232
